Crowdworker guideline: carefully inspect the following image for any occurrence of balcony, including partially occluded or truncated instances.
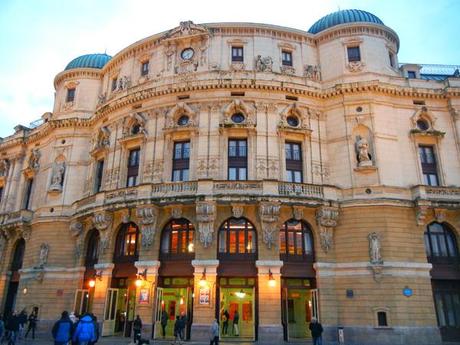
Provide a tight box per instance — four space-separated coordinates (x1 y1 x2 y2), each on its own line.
278 182 324 198
0 209 33 228
411 185 460 203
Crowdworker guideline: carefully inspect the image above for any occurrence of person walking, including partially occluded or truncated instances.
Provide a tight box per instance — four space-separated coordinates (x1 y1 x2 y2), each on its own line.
232 310 239 336
132 315 142 344
160 310 168 338
173 316 182 345
6 312 20 345
88 314 99 345
72 313 96 345
25 309 38 339
179 312 187 341
17 310 27 340
52 311 73 345
221 310 229 336
0 315 4 343
309 317 324 345
209 319 219 345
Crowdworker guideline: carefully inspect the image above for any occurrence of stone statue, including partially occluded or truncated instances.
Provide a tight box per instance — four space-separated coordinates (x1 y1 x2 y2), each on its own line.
98 93 107 105
97 126 110 148
356 136 372 166
0 159 9 177
29 149 41 171
38 243 49 267
50 161 65 190
368 232 383 264
255 55 273 72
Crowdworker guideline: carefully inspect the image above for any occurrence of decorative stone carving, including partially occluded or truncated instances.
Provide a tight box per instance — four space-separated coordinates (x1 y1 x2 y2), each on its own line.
98 234 110 255
0 235 5 260
279 103 310 131
196 201 216 248
316 206 339 253
136 206 158 247
280 65 295 75
19 227 31 241
415 203 430 226
304 64 321 81
292 206 303 221
38 243 49 267
49 161 66 192
370 264 384 283
97 93 107 105
28 149 41 171
165 102 197 130
356 136 373 167
368 232 383 264
347 61 365 72
171 205 182 219
116 76 131 91
409 107 445 137
230 62 245 71
0 159 9 177
434 208 447 223
232 204 244 218
259 202 281 249
123 112 147 137
255 55 273 72
69 221 83 237
94 126 110 150
92 211 113 231
221 99 256 127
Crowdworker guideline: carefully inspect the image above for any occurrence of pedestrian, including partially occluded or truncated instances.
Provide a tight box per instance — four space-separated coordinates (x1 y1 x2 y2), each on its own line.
25 308 38 339
69 312 78 324
173 316 182 345
221 310 229 335
52 311 73 345
232 310 239 336
209 319 219 345
309 317 323 345
133 315 142 344
17 310 27 340
88 314 99 345
72 313 96 345
160 310 168 338
0 315 4 341
6 311 20 345
179 312 187 341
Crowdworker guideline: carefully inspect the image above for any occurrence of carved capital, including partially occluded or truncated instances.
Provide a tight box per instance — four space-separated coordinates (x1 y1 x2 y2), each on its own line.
92 211 113 231
69 221 83 237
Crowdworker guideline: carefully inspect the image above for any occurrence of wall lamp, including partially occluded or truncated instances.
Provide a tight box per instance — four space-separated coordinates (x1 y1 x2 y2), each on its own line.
136 268 148 287
199 268 207 287
89 270 103 288
268 269 276 288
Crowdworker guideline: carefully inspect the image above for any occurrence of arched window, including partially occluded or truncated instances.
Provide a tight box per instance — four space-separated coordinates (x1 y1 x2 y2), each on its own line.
218 217 256 259
85 230 100 267
114 223 139 262
11 238 25 271
424 222 459 263
160 218 195 259
279 219 314 261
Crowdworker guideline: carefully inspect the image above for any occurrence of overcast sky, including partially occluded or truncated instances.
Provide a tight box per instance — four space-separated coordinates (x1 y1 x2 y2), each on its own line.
0 0 458 138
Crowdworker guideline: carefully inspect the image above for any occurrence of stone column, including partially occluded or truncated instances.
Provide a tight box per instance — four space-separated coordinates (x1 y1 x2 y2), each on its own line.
134 260 160 339
256 260 283 344
190 259 219 341
92 263 114 321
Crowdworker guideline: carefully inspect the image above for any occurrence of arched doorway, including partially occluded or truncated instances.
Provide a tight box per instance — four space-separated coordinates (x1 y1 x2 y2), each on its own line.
154 218 195 340
217 217 257 341
74 229 100 316
4 238 25 317
424 222 460 342
279 219 318 341
104 222 139 337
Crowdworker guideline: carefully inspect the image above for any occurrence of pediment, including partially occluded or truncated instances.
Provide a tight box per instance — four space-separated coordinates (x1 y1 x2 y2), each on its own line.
161 21 210 43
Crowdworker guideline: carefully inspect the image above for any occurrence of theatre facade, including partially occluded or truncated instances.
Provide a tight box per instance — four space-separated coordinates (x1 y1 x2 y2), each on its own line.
0 9 460 345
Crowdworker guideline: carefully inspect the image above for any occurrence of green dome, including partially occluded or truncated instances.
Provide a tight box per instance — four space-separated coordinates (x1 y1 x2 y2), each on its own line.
308 9 384 34
65 53 112 71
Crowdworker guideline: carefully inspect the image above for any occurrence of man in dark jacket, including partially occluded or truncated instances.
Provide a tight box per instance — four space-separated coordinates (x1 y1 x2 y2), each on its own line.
160 310 168 338
132 315 142 344
17 310 27 340
173 316 182 345
6 312 20 345
73 313 96 345
52 311 73 345
309 317 324 345
25 308 38 339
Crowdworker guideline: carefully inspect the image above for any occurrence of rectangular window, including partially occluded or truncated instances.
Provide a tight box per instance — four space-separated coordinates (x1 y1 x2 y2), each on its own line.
282 50 293 66
231 46 244 62
111 78 117 91
285 142 303 183
389 52 395 68
172 141 190 182
141 61 149 76
228 139 247 180
377 312 388 327
347 46 361 62
408 71 416 79
419 145 439 186
0 187 3 203
66 88 75 102
126 148 140 187
95 159 104 193
23 178 34 210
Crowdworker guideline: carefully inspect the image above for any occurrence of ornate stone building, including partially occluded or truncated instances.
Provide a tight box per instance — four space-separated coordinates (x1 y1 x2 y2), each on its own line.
0 9 459 345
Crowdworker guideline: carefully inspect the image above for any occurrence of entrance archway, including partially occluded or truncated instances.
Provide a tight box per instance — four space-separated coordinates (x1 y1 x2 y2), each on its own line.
4 238 25 317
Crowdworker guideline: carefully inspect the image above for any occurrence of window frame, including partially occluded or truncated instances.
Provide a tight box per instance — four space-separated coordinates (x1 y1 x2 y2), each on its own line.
23 177 34 210
279 219 314 262
407 71 417 79
424 222 459 264
231 46 244 62
160 218 196 260
285 141 303 183
218 217 257 261
347 46 361 62
11 239 25 271
113 223 139 263
418 145 439 186
228 138 248 181
85 230 100 268
172 141 190 182
66 88 76 103
94 159 104 193
281 50 293 67
126 148 140 187
141 61 149 76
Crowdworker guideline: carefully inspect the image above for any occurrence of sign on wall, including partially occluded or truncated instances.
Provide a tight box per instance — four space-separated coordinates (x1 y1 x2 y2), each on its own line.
199 286 210 305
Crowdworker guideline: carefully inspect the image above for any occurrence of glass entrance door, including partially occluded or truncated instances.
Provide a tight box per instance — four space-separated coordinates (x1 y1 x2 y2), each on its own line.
74 289 91 316
102 288 119 336
114 287 136 337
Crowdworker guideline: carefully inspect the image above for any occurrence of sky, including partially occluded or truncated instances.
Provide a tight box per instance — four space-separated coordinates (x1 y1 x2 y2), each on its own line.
0 0 459 138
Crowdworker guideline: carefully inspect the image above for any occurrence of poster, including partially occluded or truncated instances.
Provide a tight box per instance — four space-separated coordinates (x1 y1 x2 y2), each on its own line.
138 287 150 305
199 286 210 305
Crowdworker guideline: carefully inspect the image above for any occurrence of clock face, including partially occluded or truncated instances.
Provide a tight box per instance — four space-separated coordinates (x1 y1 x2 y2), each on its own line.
181 48 194 60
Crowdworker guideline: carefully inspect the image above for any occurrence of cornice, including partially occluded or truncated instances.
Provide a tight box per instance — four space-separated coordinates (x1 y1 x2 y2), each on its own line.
54 68 103 89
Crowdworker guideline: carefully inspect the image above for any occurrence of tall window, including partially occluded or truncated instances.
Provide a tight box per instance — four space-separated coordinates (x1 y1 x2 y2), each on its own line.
23 178 34 210
218 218 256 259
111 78 117 91
95 159 104 193
11 239 25 271
347 46 361 62
85 230 100 267
285 142 302 183
160 219 195 259
282 50 293 66
172 141 190 182
114 223 139 261
419 146 439 186
389 52 395 68
127 148 140 187
279 220 314 261
424 222 459 263
231 46 244 62
66 88 76 102
141 61 149 76
0 187 3 203
228 139 247 180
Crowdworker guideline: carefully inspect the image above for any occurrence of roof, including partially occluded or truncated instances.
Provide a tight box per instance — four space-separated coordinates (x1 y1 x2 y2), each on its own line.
65 53 112 71
402 64 460 81
308 9 384 34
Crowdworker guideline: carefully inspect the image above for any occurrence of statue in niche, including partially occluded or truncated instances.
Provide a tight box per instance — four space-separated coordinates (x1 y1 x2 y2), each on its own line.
0 159 9 177
38 243 49 267
368 232 383 264
356 136 372 167
29 149 41 171
50 161 65 190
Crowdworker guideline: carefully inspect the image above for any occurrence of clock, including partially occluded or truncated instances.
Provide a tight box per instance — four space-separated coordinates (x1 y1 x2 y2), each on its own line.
181 48 194 60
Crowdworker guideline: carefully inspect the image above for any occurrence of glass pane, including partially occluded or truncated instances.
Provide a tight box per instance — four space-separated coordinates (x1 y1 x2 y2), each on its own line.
173 170 181 182
183 142 190 158
429 174 439 186
288 232 295 254
292 144 301 160
438 234 448 256
424 233 431 257
229 141 237 157
431 235 440 256
247 231 255 253
285 144 292 160
219 231 226 253
435 292 446 326
238 230 245 253
239 168 247 180
304 232 313 255
171 231 178 253
423 174 430 185
174 143 182 159
182 169 189 181
286 170 293 182
446 233 457 257
229 231 237 253
161 231 170 253
425 148 435 163
445 293 456 326
295 231 303 255
229 168 236 180
188 230 194 253
110 290 118 320
280 231 286 254
294 171 302 183
453 293 460 327
181 230 187 253
239 140 247 157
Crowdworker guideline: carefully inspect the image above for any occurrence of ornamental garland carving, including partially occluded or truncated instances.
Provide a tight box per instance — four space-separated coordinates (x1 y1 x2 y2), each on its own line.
136 206 159 248
316 206 339 253
92 211 113 231
280 65 296 75
196 201 216 248
259 202 281 249
165 102 198 130
347 61 365 72
28 149 41 171
255 55 273 72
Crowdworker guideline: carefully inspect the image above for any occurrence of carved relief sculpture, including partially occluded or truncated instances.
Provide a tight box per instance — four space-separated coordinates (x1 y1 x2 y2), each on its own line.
0 159 9 177
356 136 373 167
171 205 183 219
368 232 383 264
38 243 49 267
28 149 41 171
304 65 321 81
69 221 83 237
136 206 158 247
259 202 281 249
92 211 113 231
95 126 110 149
316 206 339 253
255 55 273 72
232 204 244 218
196 201 216 247
49 161 66 191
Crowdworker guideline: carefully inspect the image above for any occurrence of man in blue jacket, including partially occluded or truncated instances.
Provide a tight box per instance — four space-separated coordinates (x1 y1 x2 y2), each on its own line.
72 313 96 345
52 311 73 345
